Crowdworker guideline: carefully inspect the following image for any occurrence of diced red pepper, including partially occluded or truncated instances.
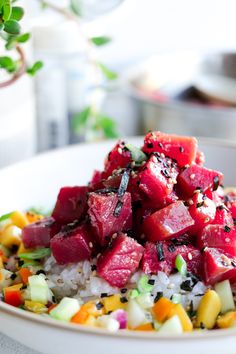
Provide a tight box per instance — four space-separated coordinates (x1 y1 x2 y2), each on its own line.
142 131 198 167
143 201 194 242
4 288 23 307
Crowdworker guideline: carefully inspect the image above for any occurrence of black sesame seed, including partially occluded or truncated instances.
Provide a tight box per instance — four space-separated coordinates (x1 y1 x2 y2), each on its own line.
167 244 176 253
36 270 46 276
52 296 56 303
147 279 155 285
96 302 104 310
224 225 231 233
121 288 127 294
91 265 97 271
179 146 184 153
232 261 236 267
156 242 165 261
200 322 205 329
161 169 171 179
120 297 128 303
10 273 17 280
180 280 193 292
154 292 163 303
213 176 219 191
101 293 108 298
147 142 153 149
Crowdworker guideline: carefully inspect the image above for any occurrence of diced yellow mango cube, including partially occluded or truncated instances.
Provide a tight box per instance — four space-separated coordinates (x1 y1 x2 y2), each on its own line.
11 211 29 229
24 300 48 314
1 225 22 248
103 294 126 313
217 311 236 329
0 256 3 269
25 212 43 224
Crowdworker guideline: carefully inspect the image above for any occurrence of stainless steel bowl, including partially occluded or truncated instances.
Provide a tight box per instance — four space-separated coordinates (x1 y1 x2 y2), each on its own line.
125 51 236 140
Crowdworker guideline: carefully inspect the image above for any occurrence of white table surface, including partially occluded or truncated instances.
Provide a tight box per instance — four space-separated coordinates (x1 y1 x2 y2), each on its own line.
0 333 40 354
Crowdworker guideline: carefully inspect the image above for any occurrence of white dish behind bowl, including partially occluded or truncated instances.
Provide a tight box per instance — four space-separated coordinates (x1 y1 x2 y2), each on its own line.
0 137 236 354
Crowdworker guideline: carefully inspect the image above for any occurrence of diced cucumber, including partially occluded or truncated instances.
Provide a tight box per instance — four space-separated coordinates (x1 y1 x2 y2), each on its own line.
96 316 120 332
215 280 235 314
136 293 154 309
29 274 52 305
127 299 146 329
158 315 183 334
171 293 182 304
50 297 80 322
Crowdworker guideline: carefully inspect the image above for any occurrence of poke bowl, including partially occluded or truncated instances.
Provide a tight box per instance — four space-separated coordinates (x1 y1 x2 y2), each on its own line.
1 133 236 354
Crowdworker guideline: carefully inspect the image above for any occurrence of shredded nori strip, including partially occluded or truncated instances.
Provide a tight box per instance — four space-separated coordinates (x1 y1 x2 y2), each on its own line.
101 293 108 298
188 300 196 318
91 264 97 271
180 280 193 292
113 200 124 217
213 176 220 191
36 270 46 276
167 244 176 253
232 261 236 267
156 242 165 261
147 279 155 285
117 169 130 198
120 297 128 303
96 302 104 310
154 292 163 303
196 201 204 208
121 288 127 294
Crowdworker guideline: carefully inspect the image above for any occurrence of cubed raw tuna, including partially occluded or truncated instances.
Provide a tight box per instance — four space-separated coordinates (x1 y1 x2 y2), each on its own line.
97 234 144 288
89 170 105 191
139 154 179 204
103 141 131 178
22 217 59 249
142 131 198 167
188 193 216 234
52 186 88 224
50 223 94 265
177 165 223 197
141 241 202 276
212 207 234 227
203 248 236 285
224 192 236 219
198 224 236 257
88 192 132 246
143 201 194 242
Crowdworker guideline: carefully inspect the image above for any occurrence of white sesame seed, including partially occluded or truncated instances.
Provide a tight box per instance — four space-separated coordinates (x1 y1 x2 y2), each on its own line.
188 252 193 260
167 283 175 289
118 147 123 154
190 174 195 180
225 238 230 243
89 242 93 248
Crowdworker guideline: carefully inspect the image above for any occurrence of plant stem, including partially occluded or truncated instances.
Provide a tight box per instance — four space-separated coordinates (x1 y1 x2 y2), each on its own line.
0 45 26 89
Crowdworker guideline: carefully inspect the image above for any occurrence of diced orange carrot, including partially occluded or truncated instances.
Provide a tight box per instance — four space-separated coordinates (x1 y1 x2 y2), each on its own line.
19 268 32 285
71 307 89 324
152 297 175 322
134 323 154 331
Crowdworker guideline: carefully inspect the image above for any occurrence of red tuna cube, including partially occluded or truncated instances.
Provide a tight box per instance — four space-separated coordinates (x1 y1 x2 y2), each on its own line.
198 224 236 257
50 223 94 265
189 193 216 234
52 186 88 224
177 165 223 197
103 141 131 178
203 248 236 285
22 217 59 249
139 154 179 204
143 201 194 242
141 241 202 276
97 234 144 288
142 131 198 167
88 192 132 246
89 170 105 191
212 207 234 228
224 192 236 219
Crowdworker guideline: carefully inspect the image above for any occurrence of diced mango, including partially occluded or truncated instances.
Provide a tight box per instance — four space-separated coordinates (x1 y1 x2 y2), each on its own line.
152 297 175 323
11 211 29 229
1 225 22 248
217 311 236 329
0 256 3 269
25 212 43 224
71 301 104 324
3 283 23 294
196 290 221 329
168 304 193 332
134 323 154 331
103 294 126 313
24 300 48 314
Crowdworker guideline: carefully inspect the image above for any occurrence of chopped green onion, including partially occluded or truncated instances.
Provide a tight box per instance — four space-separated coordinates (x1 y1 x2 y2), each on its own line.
129 289 139 299
21 261 40 268
175 254 187 276
19 248 51 260
0 211 14 222
171 293 182 304
125 144 147 165
137 275 154 293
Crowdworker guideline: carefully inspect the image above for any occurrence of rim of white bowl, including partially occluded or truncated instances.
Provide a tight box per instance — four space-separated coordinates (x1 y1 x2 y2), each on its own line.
1 136 236 340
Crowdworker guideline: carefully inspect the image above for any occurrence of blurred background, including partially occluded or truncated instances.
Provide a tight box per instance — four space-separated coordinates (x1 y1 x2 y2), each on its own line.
1 0 236 167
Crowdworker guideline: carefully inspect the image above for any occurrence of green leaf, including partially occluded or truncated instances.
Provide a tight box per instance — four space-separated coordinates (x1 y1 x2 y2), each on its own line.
0 56 16 72
96 114 119 138
0 23 4 31
3 1 12 21
90 36 111 46
71 106 91 134
27 61 43 76
4 19 21 34
70 0 82 16
16 32 30 43
0 211 13 222
98 63 118 81
11 6 24 21
0 0 4 10
125 144 147 164
19 248 51 260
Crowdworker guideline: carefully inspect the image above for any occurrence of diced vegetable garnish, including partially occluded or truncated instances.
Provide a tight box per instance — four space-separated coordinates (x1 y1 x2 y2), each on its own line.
175 255 187 276
50 297 80 322
19 248 51 260
196 290 221 329
158 315 183 334
214 280 235 314
29 274 52 305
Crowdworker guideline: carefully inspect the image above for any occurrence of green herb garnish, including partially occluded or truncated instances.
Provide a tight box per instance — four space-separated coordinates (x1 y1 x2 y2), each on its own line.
19 248 51 260
175 254 187 276
125 144 147 165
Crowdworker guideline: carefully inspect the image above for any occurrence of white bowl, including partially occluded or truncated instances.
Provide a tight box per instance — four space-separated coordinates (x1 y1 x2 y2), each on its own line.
0 137 236 354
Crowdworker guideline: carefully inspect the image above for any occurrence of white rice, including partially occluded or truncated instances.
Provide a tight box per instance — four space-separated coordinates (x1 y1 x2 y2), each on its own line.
44 256 207 310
